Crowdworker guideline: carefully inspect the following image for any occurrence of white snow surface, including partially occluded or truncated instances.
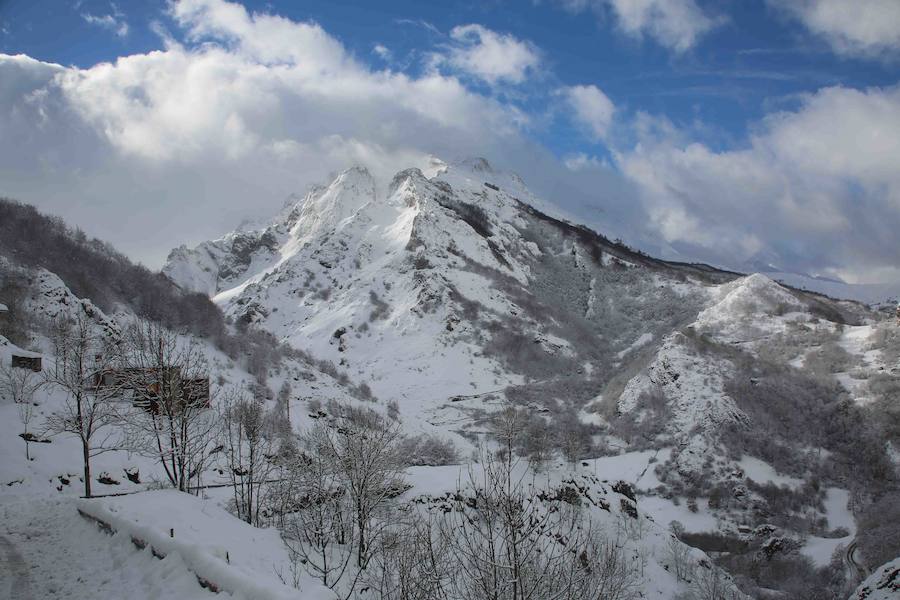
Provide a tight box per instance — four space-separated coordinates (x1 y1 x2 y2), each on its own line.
799 487 856 568
848 556 900 600
1 494 217 600
78 490 335 600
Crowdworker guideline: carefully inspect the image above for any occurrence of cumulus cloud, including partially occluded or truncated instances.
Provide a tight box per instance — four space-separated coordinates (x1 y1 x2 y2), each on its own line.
445 24 541 85
564 84 616 140
558 0 720 53
770 0 900 59
617 84 900 282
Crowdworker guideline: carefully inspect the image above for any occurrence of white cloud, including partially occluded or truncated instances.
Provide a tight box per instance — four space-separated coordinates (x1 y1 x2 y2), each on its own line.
564 84 615 140
372 43 392 61
445 24 541 85
82 3 129 38
52 2 523 165
564 152 608 171
608 0 720 52
558 0 720 53
617 84 900 282
770 0 900 58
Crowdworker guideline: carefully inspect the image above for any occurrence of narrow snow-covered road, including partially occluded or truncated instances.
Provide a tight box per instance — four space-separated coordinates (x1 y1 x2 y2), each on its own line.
0 494 215 600
0 532 32 600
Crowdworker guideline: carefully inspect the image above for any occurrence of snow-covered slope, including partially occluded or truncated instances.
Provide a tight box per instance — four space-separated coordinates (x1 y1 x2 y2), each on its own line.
164 159 736 441
0 258 748 600
848 556 900 600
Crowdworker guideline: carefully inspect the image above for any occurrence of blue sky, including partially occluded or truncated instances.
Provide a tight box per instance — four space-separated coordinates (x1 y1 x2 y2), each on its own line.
1 0 899 283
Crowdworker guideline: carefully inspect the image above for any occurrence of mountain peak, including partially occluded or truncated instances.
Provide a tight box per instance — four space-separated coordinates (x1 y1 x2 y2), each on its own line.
456 157 494 173
387 167 427 197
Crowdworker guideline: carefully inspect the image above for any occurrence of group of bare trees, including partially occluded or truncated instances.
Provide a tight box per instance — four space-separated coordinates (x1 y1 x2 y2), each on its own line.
4 309 222 498
117 320 219 492
274 407 406 595
266 404 645 600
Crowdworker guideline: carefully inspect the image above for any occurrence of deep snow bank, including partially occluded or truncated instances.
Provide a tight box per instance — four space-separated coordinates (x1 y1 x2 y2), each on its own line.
78 490 335 600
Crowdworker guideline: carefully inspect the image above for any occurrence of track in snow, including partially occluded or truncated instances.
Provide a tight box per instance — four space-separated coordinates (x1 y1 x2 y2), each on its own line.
0 533 32 600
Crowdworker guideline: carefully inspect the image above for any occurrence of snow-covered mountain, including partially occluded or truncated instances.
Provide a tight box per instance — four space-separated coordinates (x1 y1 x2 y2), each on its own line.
163 158 900 596
165 159 738 431
2 160 897 599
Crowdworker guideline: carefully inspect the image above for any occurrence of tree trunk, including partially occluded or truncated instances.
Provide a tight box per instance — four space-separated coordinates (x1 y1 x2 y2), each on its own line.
83 439 92 498
357 507 366 568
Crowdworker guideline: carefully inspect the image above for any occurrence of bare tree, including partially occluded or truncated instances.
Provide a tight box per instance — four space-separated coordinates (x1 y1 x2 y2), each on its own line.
666 533 693 583
220 387 277 525
43 312 120 497
364 516 452 600
689 564 740 600
439 440 587 600
574 531 640 600
313 405 406 568
118 319 218 492
0 362 43 459
281 420 357 593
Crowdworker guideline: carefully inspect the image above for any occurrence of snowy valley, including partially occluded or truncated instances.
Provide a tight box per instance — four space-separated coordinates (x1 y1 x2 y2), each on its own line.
1 159 899 600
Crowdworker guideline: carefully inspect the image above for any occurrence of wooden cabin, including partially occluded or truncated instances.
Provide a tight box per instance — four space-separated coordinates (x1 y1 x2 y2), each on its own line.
11 353 42 372
89 366 210 413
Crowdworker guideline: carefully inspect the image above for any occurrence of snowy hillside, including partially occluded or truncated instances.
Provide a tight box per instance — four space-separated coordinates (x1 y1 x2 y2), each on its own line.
162 158 900 597
165 159 737 442
0 250 750 600
1 160 897 600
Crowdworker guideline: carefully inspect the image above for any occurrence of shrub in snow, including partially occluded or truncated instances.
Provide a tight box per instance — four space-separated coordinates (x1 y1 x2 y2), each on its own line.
397 433 459 466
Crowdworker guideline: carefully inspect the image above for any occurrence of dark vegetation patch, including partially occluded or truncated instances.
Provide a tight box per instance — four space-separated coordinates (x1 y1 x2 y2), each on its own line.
0 198 224 339
435 194 493 239
514 199 741 285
